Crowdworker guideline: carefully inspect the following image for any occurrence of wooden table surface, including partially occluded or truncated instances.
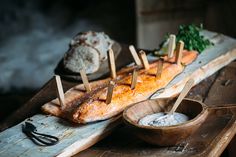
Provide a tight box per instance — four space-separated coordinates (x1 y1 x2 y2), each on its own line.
0 62 235 157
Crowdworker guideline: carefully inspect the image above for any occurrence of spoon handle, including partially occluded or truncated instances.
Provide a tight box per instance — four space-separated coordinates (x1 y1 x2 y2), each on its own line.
169 78 195 114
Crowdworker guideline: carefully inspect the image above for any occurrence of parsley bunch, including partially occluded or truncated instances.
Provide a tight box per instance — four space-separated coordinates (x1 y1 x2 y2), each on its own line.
176 24 213 53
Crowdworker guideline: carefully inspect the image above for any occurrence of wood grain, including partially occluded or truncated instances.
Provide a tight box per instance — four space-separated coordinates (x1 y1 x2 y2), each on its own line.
123 98 208 146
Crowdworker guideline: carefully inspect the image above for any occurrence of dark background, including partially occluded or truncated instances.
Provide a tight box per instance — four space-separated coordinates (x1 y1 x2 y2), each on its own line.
0 0 135 121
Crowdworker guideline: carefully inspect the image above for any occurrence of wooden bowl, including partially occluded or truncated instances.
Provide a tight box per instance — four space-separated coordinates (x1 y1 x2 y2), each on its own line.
123 98 209 146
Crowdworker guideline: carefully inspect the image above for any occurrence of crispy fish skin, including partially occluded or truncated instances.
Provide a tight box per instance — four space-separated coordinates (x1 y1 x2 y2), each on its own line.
41 62 139 117
41 79 109 117
72 50 198 123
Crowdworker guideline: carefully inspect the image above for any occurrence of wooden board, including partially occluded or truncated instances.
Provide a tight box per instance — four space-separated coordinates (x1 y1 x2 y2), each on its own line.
0 30 236 157
0 115 121 157
151 30 236 99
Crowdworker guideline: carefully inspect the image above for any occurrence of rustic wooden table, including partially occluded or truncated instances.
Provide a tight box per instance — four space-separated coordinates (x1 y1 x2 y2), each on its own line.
0 62 235 157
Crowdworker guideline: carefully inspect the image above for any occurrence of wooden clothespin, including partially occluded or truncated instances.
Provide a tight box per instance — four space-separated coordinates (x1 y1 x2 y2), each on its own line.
79 68 91 92
129 45 142 66
139 50 149 70
106 81 115 104
175 41 184 66
156 58 163 79
167 34 176 58
131 69 138 90
55 75 65 108
108 49 116 79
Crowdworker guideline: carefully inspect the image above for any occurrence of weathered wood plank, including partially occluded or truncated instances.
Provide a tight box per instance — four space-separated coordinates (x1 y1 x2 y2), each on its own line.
0 115 121 157
151 30 236 99
0 78 77 131
205 62 236 105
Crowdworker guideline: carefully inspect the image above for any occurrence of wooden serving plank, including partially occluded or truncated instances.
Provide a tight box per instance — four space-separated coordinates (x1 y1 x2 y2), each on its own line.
151 30 236 99
0 115 121 157
0 30 236 157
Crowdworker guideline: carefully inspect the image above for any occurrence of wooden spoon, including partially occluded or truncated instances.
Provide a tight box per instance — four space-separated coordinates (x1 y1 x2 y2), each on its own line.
152 78 195 123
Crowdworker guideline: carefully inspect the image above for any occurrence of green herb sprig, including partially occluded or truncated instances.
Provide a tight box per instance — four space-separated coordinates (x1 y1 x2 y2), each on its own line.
155 24 214 56
176 24 213 53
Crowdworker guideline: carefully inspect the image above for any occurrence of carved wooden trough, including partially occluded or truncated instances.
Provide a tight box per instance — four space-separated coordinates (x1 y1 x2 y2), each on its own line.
123 98 236 146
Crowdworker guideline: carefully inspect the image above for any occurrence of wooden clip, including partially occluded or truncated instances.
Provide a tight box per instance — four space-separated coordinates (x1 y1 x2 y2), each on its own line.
131 69 138 90
175 41 184 66
79 69 91 92
167 34 176 58
106 81 115 104
129 45 142 66
156 58 163 79
139 50 149 70
55 75 65 108
108 49 116 79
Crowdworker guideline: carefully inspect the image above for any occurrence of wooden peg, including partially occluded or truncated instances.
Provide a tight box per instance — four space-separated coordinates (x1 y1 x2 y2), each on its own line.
106 81 115 104
129 45 142 66
156 58 163 79
169 78 194 114
175 41 184 66
131 69 138 90
139 50 149 70
108 49 116 79
79 69 91 92
55 75 65 108
167 34 176 58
